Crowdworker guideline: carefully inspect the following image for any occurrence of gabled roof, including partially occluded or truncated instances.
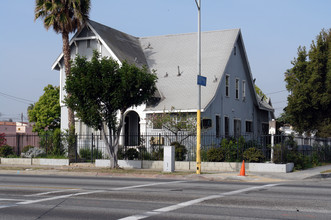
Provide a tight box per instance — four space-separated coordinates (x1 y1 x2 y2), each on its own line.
141 29 240 112
52 20 147 70
88 21 148 68
52 20 273 114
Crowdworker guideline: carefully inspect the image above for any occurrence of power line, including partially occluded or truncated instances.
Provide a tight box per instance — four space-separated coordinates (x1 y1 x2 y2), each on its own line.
0 91 35 104
265 90 287 95
271 100 287 104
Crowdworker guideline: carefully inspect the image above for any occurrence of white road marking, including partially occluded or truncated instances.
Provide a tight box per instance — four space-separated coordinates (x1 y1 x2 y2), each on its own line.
0 180 186 208
0 198 28 201
118 183 281 220
17 190 105 205
0 204 17 209
111 180 187 191
27 189 80 197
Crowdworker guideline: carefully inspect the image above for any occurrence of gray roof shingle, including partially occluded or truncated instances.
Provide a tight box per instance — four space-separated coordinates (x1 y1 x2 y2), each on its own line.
89 20 148 68
140 29 240 111
53 21 273 113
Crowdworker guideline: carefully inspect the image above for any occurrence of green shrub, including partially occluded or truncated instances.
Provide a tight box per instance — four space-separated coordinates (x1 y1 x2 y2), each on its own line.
6 154 19 158
206 147 224 162
126 148 139 160
171 142 187 161
243 147 265 162
117 147 125 160
220 138 238 162
201 149 208 162
286 152 312 170
39 128 66 157
313 143 331 163
273 144 287 164
51 128 66 156
0 145 14 157
137 146 151 160
22 145 35 153
151 147 163 160
79 147 102 161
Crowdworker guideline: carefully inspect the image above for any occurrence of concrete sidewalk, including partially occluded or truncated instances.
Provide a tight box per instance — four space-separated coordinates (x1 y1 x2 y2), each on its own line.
0 164 330 183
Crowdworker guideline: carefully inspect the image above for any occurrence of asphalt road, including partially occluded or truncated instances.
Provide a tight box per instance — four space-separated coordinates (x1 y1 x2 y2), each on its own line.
0 174 330 220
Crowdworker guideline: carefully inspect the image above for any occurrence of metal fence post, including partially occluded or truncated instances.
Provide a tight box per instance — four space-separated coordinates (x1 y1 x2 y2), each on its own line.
16 134 20 156
75 134 78 163
91 133 94 163
96 134 99 160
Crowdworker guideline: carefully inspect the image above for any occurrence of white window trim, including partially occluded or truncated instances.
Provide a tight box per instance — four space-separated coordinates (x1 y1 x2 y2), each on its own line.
225 74 230 97
224 115 230 136
242 80 246 101
235 78 240 100
215 114 220 138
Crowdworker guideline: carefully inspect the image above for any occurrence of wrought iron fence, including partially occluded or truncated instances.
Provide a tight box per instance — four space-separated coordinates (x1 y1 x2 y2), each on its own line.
1 133 331 163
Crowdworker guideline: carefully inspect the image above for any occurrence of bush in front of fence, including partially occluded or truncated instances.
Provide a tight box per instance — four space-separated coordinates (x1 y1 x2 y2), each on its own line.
271 135 327 170
79 147 103 162
243 147 265 162
126 148 139 160
171 142 187 161
39 129 66 157
206 147 224 162
0 145 15 158
204 137 247 162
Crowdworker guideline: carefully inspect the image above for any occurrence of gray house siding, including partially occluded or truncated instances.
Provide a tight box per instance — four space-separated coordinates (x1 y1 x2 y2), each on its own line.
203 40 256 138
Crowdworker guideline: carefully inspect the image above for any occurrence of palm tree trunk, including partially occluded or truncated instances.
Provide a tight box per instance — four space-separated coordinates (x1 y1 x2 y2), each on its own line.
62 32 76 161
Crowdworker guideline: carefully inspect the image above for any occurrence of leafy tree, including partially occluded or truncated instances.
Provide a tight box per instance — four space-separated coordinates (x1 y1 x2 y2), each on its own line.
34 0 91 155
254 85 268 101
28 85 60 134
0 133 6 147
277 112 291 127
27 104 34 121
65 51 157 168
284 29 331 137
0 145 14 157
149 107 196 143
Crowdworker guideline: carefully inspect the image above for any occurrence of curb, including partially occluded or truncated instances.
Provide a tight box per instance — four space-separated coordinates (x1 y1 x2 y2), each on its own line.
306 173 331 179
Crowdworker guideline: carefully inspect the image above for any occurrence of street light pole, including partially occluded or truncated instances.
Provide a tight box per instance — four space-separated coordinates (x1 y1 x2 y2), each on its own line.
195 0 201 174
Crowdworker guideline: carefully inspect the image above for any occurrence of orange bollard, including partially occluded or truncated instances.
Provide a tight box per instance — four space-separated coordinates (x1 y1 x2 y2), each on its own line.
239 160 245 176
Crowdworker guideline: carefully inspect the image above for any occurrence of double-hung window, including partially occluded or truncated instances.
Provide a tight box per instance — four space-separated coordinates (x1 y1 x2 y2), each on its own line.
225 75 230 97
235 78 239 99
242 80 246 101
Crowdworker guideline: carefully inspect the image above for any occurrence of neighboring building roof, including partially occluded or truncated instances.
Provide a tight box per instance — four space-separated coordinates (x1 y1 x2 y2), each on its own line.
256 95 274 112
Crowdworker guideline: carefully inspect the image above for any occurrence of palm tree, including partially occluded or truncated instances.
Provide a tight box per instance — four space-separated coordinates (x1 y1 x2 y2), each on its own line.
35 0 90 161
34 0 90 132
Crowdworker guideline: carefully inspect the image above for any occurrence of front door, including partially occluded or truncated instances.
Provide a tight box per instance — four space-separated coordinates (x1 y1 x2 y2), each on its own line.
124 111 140 146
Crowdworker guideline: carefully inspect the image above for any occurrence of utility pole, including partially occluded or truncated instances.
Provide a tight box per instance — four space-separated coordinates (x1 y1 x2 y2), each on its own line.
195 0 201 174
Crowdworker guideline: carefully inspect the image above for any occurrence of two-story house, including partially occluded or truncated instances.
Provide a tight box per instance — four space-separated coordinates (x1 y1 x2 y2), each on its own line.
52 20 274 148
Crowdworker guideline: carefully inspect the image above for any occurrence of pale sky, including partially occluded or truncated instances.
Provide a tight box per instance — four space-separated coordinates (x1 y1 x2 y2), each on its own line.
0 0 330 121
